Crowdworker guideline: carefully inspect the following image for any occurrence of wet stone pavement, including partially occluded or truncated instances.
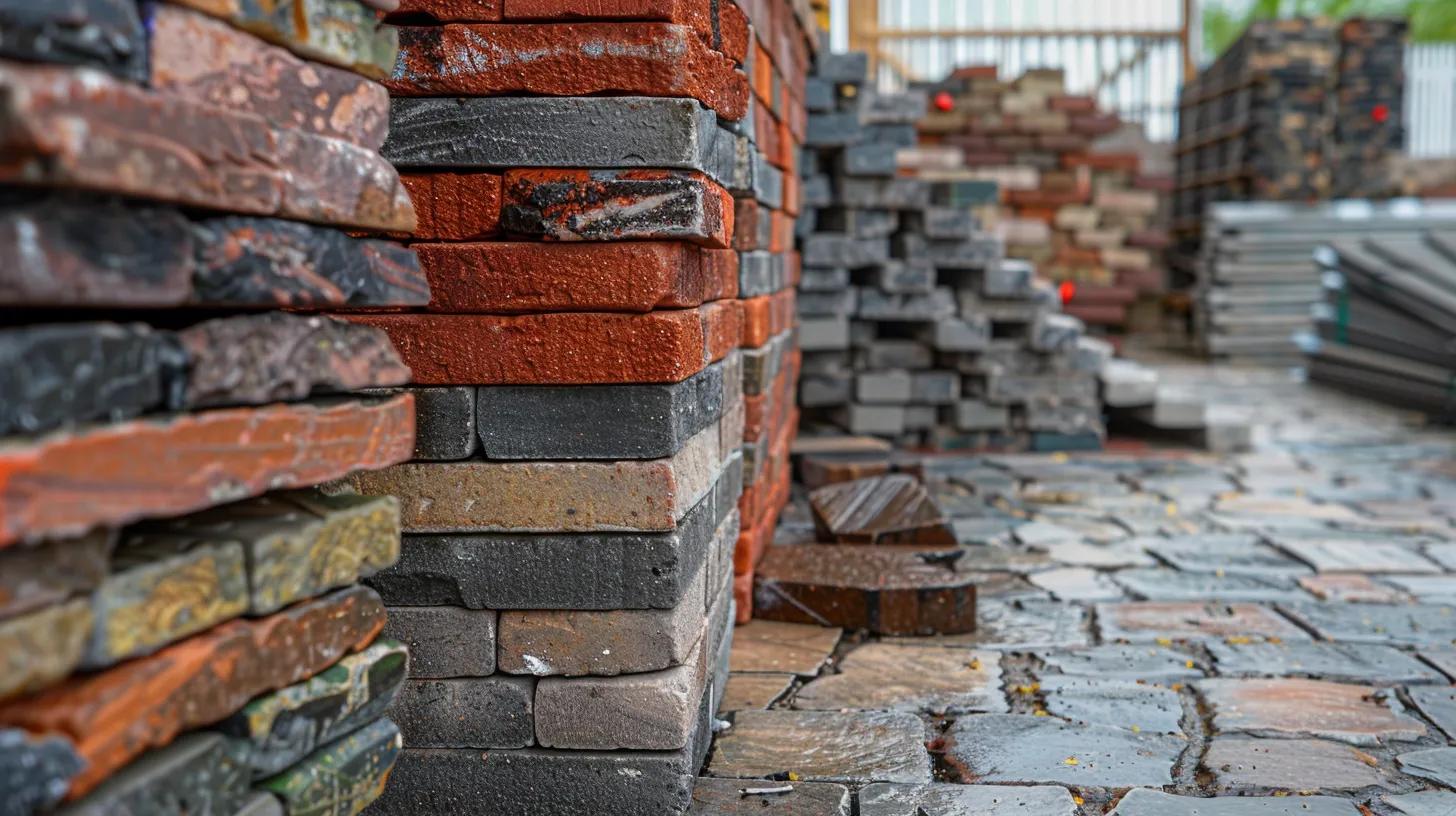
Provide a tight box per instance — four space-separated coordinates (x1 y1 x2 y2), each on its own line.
692 367 1456 814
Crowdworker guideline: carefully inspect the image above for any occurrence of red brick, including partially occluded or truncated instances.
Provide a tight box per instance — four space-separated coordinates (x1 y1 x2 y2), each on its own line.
389 22 748 121
718 0 750 64
500 0 748 63
703 248 741 302
349 302 742 385
416 241 733 314
738 288 794 349
1049 95 1096 113
399 172 502 241
752 40 773 106
734 199 765 251
1062 153 1141 172
781 170 800 217
392 0 503 20
501 169 733 248
0 398 414 549
0 586 385 799
770 211 793 253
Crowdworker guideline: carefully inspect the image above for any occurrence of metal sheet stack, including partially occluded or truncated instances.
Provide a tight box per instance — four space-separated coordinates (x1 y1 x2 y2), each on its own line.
0 1 426 814
1306 229 1456 421
797 51 1109 454
1194 200 1456 363
333 1 814 812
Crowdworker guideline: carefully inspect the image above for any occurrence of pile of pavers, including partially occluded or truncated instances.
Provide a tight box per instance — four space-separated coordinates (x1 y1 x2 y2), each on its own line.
0 1 425 814
797 51 1110 453
915 66 1171 329
334 1 814 812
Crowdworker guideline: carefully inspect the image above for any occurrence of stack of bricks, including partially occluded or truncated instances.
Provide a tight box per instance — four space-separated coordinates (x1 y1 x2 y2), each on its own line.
914 66 1171 330
332 1 813 812
797 52 1110 454
1331 18 1410 199
0 1 426 814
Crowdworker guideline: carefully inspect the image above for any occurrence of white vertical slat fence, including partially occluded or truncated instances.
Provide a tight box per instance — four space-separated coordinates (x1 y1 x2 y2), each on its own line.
1407 43 1456 158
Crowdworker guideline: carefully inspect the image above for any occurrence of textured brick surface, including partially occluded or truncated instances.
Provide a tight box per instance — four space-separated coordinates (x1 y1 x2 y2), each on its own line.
0 729 83 816
709 710 933 784
0 600 92 703
383 606 497 679
399 172 503 241
393 0 503 19
501 0 749 63
0 0 146 81
0 63 415 232
501 169 733 247
390 23 746 121
55 732 251 816
0 531 111 622
0 396 414 548
394 676 535 748
348 303 741 385
259 717 400 815
416 242 735 314
165 0 399 79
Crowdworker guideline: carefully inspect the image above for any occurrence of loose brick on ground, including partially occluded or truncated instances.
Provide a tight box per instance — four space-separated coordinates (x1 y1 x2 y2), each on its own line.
501 169 733 247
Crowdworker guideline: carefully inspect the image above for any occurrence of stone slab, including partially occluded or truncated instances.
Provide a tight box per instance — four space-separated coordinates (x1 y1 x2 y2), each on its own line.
859 783 1078 816
1207 640 1443 685
1406 686 1456 740
1278 602 1456 646
383 606 495 680
258 717 401 816
1199 678 1426 745
690 777 851 815
165 0 398 79
1385 790 1456 816
727 620 842 676
1038 676 1185 734
809 475 956 547
54 732 250 816
1097 602 1311 643
1033 645 1204 682
0 599 92 703
393 676 535 749
1205 737 1392 793
500 168 732 247
1111 568 1308 603
1297 574 1407 603
719 673 795 712
0 0 146 81
1274 537 1442 574
914 599 1088 651
1110 789 1360 816
708 710 932 785
0 531 111 622
944 714 1183 787
794 643 1004 715
0 729 83 816
1143 534 1312 576
0 63 414 232
1027 567 1124 601
1398 747 1456 789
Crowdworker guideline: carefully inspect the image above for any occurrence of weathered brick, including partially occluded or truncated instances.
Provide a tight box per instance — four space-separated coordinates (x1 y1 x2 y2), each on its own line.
0 599 92 703
709 710 932 784
810 475 956 547
0 729 83 816
500 0 747 62
383 607 497 679
56 733 250 816
258 718 400 815
379 387 477 461
399 172 502 241
1096 602 1311 643
346 419 728 532
348 302 741 386
0 0 146 81
220 639 407 778
165 0 398 79
0 396 413 548
0 531 111 623
0 63 415 232
501 169 733 248
148 5 390 149
390 23 746 121
1198 678 1427 745
0 586 385 799
393 676 535 748
393 0 502 20
385 96 737 186
416 241 733 314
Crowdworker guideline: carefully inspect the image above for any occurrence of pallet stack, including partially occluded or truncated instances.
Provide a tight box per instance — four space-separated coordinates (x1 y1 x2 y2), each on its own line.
797 52 1109 453
335 2 813 812
0 1 425 814
914 66 1172 329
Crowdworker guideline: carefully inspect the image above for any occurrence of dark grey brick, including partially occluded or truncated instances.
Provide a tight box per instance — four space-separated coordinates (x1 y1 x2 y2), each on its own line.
383 606 497 679
393 677 535 749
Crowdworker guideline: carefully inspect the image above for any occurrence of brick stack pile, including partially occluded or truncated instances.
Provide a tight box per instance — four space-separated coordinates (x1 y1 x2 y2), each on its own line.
1331 18 1410 199
331 1 813 812
0 1 425 814
914 66 1172 330
798 52 1110 454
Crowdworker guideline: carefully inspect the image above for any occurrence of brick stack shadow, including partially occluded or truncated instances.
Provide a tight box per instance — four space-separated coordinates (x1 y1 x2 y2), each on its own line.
0 0 428 813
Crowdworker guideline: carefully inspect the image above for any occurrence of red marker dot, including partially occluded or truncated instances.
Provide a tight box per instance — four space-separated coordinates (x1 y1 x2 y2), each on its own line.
1372 104 1390 123
1059 281 1076 303
934 91 954 112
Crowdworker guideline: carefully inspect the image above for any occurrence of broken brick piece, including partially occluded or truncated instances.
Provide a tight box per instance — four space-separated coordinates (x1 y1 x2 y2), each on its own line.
163 0 399 79
0 396 415 548
501 169 734 248
0 585 386 800
259 717 401 814
753 545 977 636
0 62 416 233
389 22 747 121
810 475 957 547
0 0 147 81
348 303 742 385
399 172 503 241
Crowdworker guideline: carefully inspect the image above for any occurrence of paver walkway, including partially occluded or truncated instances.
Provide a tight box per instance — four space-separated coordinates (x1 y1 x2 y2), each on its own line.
693 363 1456 814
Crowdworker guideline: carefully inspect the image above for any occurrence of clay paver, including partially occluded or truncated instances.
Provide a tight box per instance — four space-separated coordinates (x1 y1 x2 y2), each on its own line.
909 599 1088 650
859 783 1078 816
1274 538 1442 574
1203 738 1392 793
1207 640 1444 685
1112 569 1309 603
689 777 851 815
728 620 842 675
1110 788 1361 816
708 710 933 785
1028 567 1124 601
1197 678 1427 745
1298 574 1409 603
809 475 956 547
793 643 1005 715
1385 790 1456 816
1034 645 1205 682
1398 748 1456 789
1097 602 1311 643
720 673 796 712
1278 602 1456 646
944 714 1184 787
1407 687 1456 740
1038 676 1185 734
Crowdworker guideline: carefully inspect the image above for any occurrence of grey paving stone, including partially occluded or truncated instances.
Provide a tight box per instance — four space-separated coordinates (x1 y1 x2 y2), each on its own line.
859 783 1077 816
719 673 795 713
708 711 932 785
1112 568 1309 603
1278 602 1456 646
477 360 726 460
1418 647 1456 681
1098 602 1312 643
1273 538 1442 574
1038 676 1185 734
793 643 1005 715
905 599 1088 650
1033 645 1205 683
1197 678 1427 745
383 606 496 679
1045 539 1158 569
1203 737 1394 794
1399 748 1456 788
392 676 535 749
1110 788 1361 816
1382 576 1456 605
944 714 1183 787
1144 534 1312 577
1385 790 1456 816
1207 640 1444 685
689 777 851 814
1298 574 1409 603
1028 567 1125 601
1407 687 1456 740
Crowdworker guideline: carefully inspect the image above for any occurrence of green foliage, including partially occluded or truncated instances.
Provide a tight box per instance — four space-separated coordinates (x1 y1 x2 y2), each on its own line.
1202 0 1456 60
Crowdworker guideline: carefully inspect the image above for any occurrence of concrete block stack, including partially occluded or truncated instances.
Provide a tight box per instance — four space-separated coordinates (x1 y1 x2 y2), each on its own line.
333 1 813 812
0 1 424 814
797 52 1108 454
915 66 1172 330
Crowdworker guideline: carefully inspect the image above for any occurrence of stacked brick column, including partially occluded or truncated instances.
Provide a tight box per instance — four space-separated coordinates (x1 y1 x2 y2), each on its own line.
339 1 812 811
797 52 1109 453
0 1 423 814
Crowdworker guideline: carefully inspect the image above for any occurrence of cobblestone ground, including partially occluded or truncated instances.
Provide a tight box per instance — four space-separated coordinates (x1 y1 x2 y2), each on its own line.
694 364 1456 815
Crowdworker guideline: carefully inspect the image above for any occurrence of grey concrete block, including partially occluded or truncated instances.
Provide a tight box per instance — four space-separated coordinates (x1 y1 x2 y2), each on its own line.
805 78 835 111
922 317 991 352
907 207 979 240
839 143 897 177
837 405 907 436
1100 359 1158 407
862 124 918 148
1030 313 1084 353
752 151 784 210
817 52 868 84
904 405 938 431
856 370 913 404
803 234 890 268
385 97 735 185
912 372 961 405
956 400 1011 432
802 174 833 208
383 606 497 679
799 289 859 318
859 91 927 124
800 266 850 292
476 359 726 460
817 208 898 239
859 340 932 369
1025 399 1104 436
806 112 862 147
739 251 788 298
925 236 1002 269
742 335 786 397
393 677 536 749
858 288 956 321
875 260 936 294
800 350 852 377
984 259 1036 298
799 318 851 351
837 178 931 209
800 374 854 408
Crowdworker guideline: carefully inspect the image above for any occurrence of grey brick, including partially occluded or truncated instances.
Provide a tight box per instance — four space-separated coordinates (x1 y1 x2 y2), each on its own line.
407 387 476 461
837 177 931 209
862 124 918 148
858 288 956 321
956 400 1011 432
817 52 868 84
837 405 907 436
800 374 853 408
799 289 859 318
805 78 835 111
906 207 979 240
383 606 497 679
859 91 927 124
742 335 786 396
922 317 991 352
876 261 936 294
858 340 932 369
856 370 913 404
800 318 851 351
839 143 897 177
803 234 890 268
806 112 863 147
817 208 899 239
739 251 788 298
1030 313 1084 353
912 372 960 405
802 174 833 208
393 676 535 749
984 259 1036 297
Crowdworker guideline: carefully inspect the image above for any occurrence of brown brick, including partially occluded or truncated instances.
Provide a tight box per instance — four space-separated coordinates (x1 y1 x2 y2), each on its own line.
416 241 733 314
501 169 733 248
0 396 415 549
347 302 742 385
399 172 502 242
389 23 748 121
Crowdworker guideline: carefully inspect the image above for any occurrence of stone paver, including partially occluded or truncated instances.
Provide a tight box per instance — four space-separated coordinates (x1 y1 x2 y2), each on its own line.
1143 534 1312 577
1111 568 1307 603
1038 676 1185 734
793 644 1004 715
909 600 1088 650
708 711 933 785
720 673 795 713
1110 789 1361 816
1274 538 1442 575
1279 602 1456 645
1197 678 1427 745
1097 602 1311 643
689 777 851 814
1028 567 1124 601
1033 645 1204 682
1206 640 1445 685
859 783 1077 816
728 621 842 676
944 714 1184 787
1385 790 1456 816
1407 687 1456 740
1298 574 1409 603
1398 748 1456 788
1203 737 1393 793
